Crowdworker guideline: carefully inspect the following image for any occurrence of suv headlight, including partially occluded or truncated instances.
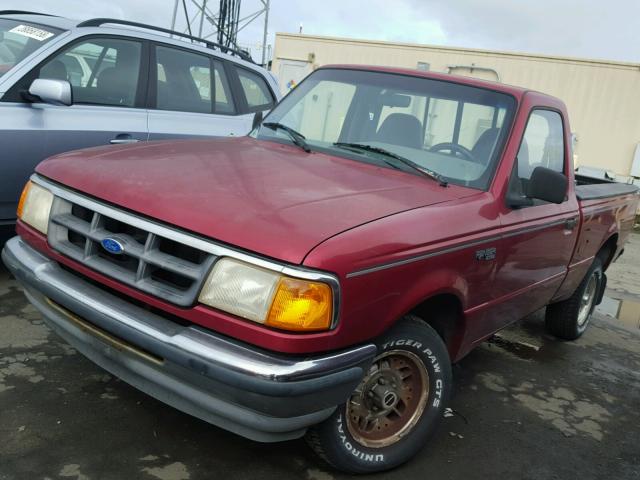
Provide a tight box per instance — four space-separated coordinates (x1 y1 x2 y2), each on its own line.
17 181 54 235
198 258 333 332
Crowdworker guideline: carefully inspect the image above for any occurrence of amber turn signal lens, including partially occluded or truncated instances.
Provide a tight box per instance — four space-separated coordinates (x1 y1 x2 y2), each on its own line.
16 181 32 219
265 277 332 331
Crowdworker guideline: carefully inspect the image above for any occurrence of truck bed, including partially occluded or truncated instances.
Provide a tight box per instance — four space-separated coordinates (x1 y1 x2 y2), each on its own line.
575 173 639 200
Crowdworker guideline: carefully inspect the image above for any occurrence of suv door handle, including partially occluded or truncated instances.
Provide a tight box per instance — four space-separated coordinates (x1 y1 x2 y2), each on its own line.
565 217 578 230
110 134 140 145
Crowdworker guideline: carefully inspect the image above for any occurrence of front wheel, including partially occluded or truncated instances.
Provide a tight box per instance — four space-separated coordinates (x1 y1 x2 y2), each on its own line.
546 257 603 340
305 316 452 474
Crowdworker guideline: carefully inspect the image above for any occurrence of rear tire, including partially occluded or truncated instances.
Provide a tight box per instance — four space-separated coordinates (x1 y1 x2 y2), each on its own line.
305 316 452 474
545 257 603 340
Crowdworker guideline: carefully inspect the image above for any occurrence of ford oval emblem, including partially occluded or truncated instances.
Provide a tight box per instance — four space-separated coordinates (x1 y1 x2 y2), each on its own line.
101 238 124 255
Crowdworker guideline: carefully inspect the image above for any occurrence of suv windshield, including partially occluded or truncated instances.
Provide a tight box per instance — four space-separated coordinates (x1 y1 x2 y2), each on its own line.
257 68 516 190
0 19 62 78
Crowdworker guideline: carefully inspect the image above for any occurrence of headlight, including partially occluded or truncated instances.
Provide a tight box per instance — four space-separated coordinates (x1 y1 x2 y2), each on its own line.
17 181 54 235
198 258 333 332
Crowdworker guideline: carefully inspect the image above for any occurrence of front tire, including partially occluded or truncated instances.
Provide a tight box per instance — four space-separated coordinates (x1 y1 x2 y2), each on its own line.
545 257 603 340
305 316 452 474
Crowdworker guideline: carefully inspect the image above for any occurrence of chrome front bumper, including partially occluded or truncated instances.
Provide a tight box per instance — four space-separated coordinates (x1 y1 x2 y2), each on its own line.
2 236 376 442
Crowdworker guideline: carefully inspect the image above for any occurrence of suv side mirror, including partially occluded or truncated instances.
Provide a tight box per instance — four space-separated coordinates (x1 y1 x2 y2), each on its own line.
506 166 568 208
27 78 72 106
527 166 568 204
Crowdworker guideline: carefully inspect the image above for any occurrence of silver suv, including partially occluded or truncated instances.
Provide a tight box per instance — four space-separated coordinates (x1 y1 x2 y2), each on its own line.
0 10 280 242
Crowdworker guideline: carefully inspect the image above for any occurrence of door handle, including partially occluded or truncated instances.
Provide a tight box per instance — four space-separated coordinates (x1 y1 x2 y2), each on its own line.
110 134 140 145
565 217 578 230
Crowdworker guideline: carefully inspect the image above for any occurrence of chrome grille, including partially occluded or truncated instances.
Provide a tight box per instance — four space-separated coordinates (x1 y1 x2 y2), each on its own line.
48 197 216 306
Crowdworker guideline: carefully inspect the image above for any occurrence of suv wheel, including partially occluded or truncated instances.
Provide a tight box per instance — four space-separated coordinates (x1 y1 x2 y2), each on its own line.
305 316 452 474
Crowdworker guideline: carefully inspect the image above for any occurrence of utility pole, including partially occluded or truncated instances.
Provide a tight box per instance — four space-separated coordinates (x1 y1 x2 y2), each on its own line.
170 0 180 36
261 0 270 66
168 1 271 64
198 0 208 37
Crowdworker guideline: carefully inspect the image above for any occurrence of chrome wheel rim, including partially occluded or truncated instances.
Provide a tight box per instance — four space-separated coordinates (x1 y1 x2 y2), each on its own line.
578 273 598 327
346 350 429 448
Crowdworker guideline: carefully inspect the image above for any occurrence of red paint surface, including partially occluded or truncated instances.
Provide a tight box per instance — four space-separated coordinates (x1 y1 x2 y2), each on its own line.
24 66 639 360
36 137 476 265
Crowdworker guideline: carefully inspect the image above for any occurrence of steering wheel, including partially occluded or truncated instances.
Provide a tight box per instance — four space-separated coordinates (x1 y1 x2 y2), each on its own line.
429 142 476 163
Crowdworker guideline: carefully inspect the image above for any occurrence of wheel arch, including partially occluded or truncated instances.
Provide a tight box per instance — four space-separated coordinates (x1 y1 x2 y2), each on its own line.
406 292 467 360
597 233 618 270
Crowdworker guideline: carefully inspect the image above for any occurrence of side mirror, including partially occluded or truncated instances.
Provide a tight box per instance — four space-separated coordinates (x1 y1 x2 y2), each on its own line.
506 166 568 208
252 110 263 131
27 78 72 106
527 166 568 204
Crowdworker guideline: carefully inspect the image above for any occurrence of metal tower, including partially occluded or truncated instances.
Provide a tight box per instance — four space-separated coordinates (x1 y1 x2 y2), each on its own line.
170 0 271 65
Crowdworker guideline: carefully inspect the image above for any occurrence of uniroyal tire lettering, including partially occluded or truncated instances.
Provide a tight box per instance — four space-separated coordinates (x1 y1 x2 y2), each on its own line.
336 414 384 462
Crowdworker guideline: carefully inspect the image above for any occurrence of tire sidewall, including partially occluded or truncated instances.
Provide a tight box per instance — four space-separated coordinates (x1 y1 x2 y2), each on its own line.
576 258 603 335
313 319 452 473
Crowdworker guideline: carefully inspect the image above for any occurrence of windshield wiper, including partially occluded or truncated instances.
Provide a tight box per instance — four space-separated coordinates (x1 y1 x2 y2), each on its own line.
333 142 448 186
263 122 311 153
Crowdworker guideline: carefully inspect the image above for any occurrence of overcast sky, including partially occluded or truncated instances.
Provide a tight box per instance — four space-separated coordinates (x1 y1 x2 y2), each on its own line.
5 0 639 62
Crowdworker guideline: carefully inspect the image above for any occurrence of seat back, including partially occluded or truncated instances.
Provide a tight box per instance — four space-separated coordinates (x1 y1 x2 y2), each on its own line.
376 113 424 149
472 127 500 165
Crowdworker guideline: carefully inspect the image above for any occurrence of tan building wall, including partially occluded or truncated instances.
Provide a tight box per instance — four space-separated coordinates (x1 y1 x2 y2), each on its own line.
272 33 640 179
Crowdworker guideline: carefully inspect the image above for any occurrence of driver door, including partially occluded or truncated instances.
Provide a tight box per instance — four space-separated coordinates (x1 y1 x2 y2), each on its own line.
491 109 579 331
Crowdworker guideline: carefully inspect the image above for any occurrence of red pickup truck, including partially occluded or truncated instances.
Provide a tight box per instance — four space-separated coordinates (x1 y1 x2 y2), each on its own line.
3 65 638 473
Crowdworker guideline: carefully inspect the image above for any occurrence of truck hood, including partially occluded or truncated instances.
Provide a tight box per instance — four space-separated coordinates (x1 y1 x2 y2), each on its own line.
37 137 478 264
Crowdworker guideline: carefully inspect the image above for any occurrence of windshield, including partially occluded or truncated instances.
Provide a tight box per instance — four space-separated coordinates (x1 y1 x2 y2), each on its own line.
256 68 516 190
0 19 62 78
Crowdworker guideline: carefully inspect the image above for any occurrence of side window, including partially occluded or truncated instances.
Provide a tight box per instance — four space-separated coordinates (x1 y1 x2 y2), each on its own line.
155 46 211 114
236 67 274 111
424 98 458 148
39 38 142 107
458 104 500 150
517 110 565 180
212 60 235 114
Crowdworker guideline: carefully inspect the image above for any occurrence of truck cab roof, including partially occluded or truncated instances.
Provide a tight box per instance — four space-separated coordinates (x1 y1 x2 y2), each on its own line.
322 64 563 105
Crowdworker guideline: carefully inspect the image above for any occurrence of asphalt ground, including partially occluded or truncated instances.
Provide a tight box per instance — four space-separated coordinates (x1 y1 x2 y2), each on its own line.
1 237 639 480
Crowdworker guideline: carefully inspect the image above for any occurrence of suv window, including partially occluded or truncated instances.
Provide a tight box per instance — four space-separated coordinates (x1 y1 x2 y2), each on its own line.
213 63 235 114
39 38 142 107
517 109 564 180
155 45 235 114
237 67 274 110
156 46 209 113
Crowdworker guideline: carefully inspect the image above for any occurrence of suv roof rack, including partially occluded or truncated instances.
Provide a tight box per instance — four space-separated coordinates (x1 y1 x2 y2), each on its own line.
0 10 58 17
76 18 254 64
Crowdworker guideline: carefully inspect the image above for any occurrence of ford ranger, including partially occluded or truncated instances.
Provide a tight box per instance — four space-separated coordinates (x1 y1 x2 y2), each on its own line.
3 65 639 473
